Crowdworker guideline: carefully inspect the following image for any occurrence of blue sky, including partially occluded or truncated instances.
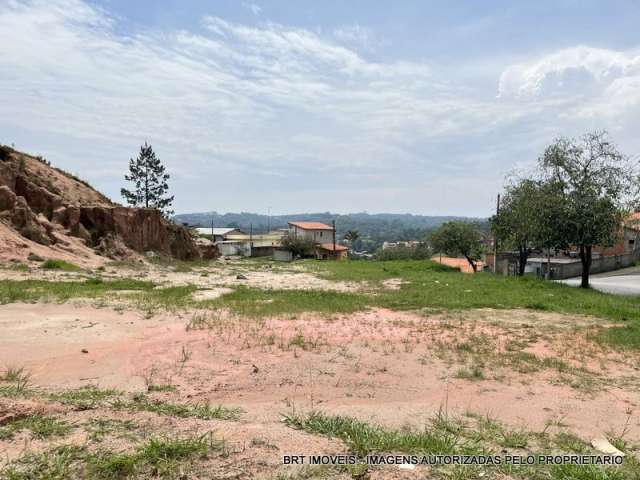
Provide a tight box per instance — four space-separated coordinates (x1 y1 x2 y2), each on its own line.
2 0 639 216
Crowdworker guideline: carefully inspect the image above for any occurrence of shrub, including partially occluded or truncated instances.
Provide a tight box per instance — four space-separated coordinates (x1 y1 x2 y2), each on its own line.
41 259 81 271
0 145 13 162
280 235 316 258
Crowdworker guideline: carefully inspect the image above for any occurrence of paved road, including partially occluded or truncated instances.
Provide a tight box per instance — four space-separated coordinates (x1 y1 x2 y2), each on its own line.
561 271 640 295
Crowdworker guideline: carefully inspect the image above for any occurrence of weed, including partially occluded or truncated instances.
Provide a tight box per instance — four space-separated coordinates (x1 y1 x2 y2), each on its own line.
1 365 31 383
454 365 485 381
116 394 242 420
41 259 81 271
0 415 72 440
282 411 474 456
85 418 139 442
49 385 121 410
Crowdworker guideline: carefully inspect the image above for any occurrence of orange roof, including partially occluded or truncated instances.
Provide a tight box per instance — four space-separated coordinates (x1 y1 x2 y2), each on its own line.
288 221 333 230
317 243 348 251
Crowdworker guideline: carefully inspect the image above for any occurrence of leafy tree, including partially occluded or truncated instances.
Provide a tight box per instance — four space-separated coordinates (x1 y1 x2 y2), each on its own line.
121 142 174 217
492 178 570 277
281 235 316 258
430 221 484 272
491 180 539 275
343 230 360 244
539 131 638 288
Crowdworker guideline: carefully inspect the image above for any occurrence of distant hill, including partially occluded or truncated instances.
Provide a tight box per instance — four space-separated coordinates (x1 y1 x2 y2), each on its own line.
173 211 487 251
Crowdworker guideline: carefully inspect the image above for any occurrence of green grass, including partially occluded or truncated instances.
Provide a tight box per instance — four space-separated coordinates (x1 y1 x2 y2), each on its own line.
114 393 242 420
310 260 640 349
0 278 155 304
1 435 221 480
205 286 370 318
85 418 139 442
49 385 121 410
89 434 218 479
48 387 241 420
41 259 81 271
0 366 33 398
282 410 476 457
3 258 640 348
0 445 86 480
283 411 637 480
0 415 72 440
1 365 30 383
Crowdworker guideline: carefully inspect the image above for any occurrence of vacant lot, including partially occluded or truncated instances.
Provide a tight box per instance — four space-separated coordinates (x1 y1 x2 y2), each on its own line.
1 258 639 479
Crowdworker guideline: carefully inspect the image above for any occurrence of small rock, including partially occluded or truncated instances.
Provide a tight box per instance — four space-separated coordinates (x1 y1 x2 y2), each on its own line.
81 348 89 354
252 364 259 374
236 274 248 280
591 438 625 456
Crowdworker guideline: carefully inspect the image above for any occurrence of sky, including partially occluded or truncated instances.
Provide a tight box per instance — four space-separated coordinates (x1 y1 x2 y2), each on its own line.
1 0 640 216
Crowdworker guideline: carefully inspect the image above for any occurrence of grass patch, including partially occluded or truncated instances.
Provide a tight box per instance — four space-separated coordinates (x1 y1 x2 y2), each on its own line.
0 278 155 304
282 410 476 456
0 366 33 398
284 410 637 479
90 434 218 479
4 257 640 349
1 435 221 480
114 394 242 420
49 385 121 410
0 445 86 480
41 259 81 271
205 286 369 318
1 365 30 383
311 259 640 349
9 263 29 272
454 365 485 381
85 418 139 442
0 414 72 440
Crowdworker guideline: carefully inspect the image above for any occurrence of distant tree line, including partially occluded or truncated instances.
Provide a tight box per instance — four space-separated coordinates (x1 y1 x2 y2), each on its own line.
174 211 488 252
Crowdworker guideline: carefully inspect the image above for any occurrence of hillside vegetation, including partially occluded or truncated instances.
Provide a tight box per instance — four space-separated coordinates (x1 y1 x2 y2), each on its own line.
174 211 488 250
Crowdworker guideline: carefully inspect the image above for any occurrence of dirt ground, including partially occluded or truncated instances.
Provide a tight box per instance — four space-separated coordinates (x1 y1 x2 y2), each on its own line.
2 290 639 477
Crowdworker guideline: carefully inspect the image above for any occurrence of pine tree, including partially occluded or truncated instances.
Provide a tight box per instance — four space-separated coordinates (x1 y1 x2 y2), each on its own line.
121 142 174 217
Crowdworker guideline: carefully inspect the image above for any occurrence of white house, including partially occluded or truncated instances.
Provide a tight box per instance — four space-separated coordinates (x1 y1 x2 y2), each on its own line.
195 227 244 243
287 221 334 243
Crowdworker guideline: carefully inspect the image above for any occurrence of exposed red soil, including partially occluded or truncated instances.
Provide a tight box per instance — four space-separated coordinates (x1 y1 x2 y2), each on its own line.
1 303 638 453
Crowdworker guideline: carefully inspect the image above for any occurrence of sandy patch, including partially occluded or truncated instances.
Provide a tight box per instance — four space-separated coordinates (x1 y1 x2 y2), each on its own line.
1 303 638 448
191 287 234 301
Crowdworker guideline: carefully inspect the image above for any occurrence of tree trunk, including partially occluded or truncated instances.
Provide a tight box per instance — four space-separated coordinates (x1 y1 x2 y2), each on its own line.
518 247 528 276
579 245 592 288
465 256 477 272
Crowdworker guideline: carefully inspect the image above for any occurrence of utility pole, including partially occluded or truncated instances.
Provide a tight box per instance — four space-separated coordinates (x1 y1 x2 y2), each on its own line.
493 194 500 274
267 206 272 233
249 223 253 257
332 219 336 254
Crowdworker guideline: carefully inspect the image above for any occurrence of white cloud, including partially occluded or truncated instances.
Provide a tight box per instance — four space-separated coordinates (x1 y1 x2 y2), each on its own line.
498 45 640 99
1 0 639 215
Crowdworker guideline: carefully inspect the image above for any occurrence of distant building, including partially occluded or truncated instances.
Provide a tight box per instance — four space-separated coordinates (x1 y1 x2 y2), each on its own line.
491 214 640 279
288 221 334 243
286 221 347 260
382 241 420 250
315 243 348 260
195 227 244 243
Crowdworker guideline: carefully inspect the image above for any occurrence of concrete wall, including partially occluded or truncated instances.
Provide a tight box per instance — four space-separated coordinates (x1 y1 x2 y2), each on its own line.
528 250 640 280
273 249 293 262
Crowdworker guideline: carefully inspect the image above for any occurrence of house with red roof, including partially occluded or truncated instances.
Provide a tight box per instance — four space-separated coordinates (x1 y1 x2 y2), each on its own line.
287 221 348 260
